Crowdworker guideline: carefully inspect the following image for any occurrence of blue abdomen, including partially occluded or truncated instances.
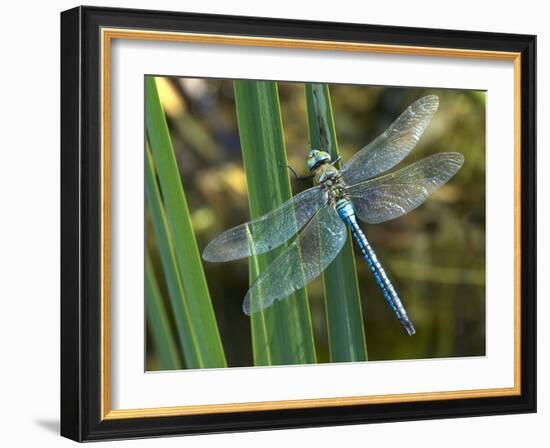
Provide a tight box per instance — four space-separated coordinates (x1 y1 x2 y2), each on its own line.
335 199 416 336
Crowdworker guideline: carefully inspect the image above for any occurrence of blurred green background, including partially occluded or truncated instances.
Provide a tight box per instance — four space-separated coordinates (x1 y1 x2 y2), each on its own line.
145 77 486 371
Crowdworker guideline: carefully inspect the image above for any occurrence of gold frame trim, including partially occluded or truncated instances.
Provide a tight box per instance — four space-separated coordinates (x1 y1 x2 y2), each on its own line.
100 28 522 420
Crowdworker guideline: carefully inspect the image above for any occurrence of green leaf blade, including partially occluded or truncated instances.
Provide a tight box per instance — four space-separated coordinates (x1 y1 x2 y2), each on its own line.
306 83 368 362
145 252 183 370
145 76 226 368
234 80 317 366
145 145 202 368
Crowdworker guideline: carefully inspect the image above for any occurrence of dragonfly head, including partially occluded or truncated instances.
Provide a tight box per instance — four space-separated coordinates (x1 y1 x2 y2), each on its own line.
307 149 331 173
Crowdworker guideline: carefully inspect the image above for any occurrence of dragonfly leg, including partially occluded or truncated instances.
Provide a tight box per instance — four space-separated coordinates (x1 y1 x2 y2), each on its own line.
280 163 314 181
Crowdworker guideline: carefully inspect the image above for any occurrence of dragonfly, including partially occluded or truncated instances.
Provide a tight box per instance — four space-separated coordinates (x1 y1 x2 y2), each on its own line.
202 95 464 336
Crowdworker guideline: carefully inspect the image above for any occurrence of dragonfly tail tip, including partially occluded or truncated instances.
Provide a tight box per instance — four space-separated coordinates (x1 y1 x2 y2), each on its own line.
403 320 416 336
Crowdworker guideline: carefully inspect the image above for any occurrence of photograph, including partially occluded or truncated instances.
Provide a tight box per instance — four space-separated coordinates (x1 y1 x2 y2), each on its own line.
144 76 486 371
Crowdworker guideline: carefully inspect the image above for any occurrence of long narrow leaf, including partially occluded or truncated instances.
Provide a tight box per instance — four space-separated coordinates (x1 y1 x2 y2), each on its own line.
145 144 202 368
145 251 183 370
234 80 317 366
145 76 226 368
306 83 368 362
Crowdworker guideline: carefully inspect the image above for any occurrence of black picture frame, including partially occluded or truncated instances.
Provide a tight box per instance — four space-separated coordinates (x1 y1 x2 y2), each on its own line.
61 5 536 442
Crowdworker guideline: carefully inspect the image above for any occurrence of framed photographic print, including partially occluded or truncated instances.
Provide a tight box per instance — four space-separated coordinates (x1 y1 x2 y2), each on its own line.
60 6 536 442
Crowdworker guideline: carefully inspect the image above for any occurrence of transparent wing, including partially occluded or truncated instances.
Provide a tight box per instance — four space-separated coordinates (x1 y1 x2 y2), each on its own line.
243 204 347 315
347 152 464 224
202 186 327 262
341 95 439 185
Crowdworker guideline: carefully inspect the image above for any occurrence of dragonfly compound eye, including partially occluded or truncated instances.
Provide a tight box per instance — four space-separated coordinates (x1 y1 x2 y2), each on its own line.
307 149 331 172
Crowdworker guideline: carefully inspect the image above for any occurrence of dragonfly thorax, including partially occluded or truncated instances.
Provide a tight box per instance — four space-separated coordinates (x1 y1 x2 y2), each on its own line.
313 162 349 206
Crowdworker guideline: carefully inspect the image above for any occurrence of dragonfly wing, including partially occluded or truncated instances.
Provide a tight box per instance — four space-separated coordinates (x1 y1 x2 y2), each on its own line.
202 187 327 262
243 204 347 315
347 152 464 224
341 95 439 185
